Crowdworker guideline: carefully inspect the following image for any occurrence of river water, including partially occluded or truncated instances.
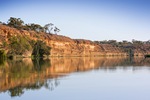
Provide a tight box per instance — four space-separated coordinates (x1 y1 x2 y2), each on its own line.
0 57 150 100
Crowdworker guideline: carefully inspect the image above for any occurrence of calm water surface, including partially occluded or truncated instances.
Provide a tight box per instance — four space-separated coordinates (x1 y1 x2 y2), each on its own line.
0 57 150 100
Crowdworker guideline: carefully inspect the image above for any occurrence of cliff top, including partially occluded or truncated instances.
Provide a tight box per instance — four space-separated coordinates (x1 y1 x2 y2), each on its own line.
0 24 94 44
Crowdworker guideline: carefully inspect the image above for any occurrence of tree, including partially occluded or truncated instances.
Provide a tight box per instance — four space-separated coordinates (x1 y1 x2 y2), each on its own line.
32 24 43 32
25 23 44 32
44 23 54 33
8 36 32 55
5 17 61 34
54 27 60 34
32 41 51 57
7 17 24 29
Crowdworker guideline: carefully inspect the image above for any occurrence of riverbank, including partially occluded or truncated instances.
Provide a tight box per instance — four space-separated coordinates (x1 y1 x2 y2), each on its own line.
0 24 150 57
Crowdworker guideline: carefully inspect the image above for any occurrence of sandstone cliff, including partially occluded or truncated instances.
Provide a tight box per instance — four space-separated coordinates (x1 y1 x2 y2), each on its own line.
0 24 127 57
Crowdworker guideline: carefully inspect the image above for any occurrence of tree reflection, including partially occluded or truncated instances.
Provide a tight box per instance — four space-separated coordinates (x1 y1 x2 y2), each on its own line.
8 87 24 97
8 79 60 97
32 58 51 72
0 58 60 97
0 58 6 67
44 79 60 91
0 57 150 97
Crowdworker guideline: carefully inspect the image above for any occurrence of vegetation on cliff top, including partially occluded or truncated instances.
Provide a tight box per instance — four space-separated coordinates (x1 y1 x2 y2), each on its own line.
1 17 60 34
0 17 53 58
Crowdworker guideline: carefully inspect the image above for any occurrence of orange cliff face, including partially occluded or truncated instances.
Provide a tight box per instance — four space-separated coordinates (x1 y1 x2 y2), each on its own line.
0 24 127 57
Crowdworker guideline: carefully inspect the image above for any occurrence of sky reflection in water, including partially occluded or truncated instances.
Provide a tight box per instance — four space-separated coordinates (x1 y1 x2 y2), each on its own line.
0 57 150 100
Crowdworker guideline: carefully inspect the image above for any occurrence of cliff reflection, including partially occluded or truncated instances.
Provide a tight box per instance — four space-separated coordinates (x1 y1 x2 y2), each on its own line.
0 57 150 97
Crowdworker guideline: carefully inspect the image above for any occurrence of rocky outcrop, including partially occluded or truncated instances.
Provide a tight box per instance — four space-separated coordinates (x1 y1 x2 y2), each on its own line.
133 44 150 56
0 24 127 57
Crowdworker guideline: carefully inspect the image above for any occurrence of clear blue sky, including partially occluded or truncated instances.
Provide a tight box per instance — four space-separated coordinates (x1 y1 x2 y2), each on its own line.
0 0 150 41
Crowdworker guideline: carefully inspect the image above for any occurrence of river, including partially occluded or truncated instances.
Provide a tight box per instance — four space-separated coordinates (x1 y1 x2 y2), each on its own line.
0 57 150 100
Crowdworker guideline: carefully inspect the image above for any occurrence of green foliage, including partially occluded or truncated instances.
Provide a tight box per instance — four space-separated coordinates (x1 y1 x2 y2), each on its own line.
44 23 54 33
0 50 6 59
20 37 32 50
7 17 24 29
4 17 60 34
25 23 44 32
2 41 8 47
8 36 32 55
32 40 51 57
6 36 51 57
54 27 60 34
30 40 36 47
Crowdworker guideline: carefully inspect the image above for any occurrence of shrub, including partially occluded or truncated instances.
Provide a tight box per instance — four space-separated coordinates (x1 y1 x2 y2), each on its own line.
8 36 32 55
32 40 51 57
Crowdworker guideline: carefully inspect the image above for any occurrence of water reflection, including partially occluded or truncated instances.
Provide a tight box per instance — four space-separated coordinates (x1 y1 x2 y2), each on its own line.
0 57 150 97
